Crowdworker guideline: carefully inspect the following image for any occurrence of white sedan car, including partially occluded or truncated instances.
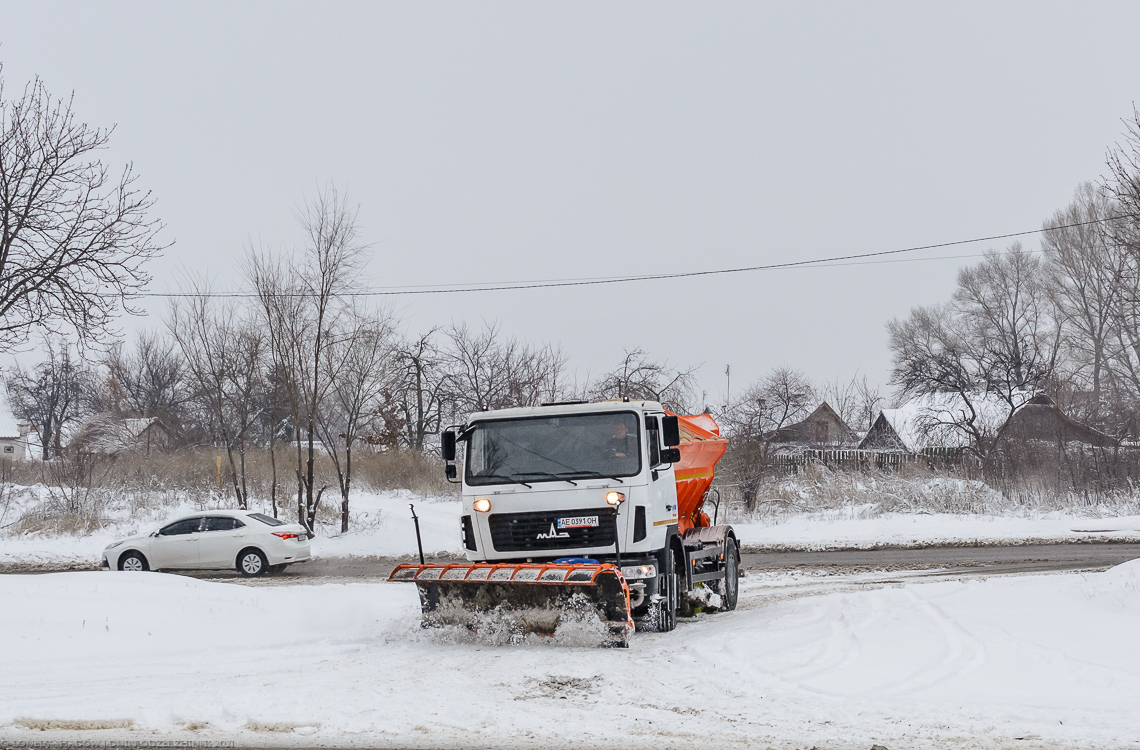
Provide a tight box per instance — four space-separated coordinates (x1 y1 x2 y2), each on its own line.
102 510 311 576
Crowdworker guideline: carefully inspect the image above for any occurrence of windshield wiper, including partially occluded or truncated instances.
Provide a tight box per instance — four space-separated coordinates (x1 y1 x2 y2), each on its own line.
472 473 532 488
556 470 624 484
512 471 578 486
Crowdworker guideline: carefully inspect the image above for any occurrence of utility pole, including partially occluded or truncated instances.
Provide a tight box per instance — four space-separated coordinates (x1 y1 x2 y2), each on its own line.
724 364 731 411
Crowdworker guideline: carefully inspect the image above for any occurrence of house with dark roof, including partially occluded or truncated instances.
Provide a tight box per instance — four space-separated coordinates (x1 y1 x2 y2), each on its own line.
769 402 859 447
994 394 1117 449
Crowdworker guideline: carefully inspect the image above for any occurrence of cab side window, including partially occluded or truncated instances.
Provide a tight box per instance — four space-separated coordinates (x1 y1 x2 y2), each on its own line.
159 518 203 536
646 417 662 467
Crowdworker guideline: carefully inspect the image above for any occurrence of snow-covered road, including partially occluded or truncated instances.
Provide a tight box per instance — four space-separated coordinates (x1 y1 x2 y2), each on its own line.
3 562 1140 748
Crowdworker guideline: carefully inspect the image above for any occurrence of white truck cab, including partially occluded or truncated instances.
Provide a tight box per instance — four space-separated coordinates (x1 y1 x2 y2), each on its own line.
448 400 681 564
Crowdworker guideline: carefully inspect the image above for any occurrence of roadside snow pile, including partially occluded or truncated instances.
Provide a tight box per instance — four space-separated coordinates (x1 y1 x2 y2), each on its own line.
308 491 462 558
3 563 1140 748
730 511 1137 550
747 465 1140 517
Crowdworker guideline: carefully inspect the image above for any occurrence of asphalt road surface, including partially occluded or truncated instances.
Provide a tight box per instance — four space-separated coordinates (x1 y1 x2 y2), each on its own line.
164 541 1140 583
5 542 1138 581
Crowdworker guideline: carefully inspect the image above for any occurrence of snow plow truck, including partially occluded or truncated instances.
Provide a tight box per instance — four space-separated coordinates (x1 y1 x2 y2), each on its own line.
388 399 738 647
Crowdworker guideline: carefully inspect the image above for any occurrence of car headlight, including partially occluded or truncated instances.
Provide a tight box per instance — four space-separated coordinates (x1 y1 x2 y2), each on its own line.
104 541 124 551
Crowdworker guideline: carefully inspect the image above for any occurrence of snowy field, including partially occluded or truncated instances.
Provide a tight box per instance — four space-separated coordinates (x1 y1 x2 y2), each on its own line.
4 487 1140 569
3 562 1140 749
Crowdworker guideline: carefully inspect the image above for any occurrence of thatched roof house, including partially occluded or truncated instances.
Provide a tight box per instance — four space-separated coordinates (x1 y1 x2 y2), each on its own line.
69 414 172 455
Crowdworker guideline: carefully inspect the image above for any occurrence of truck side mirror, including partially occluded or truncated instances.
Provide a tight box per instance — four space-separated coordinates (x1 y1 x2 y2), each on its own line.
441 430 457 461
445 464 457 480
660 447 681 464
662 416 680 447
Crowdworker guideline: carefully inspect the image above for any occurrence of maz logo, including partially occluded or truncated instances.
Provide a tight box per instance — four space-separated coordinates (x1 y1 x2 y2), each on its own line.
536 524 570 540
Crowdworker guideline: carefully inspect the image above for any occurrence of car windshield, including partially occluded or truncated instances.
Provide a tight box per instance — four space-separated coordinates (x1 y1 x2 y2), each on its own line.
465 412 641 486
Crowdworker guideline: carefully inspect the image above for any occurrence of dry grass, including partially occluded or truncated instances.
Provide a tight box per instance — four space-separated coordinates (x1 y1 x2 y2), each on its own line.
725 462 1140 523
0 445 454 536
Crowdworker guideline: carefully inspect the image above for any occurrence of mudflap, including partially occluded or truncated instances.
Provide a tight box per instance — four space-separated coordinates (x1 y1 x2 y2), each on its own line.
389 563 634 647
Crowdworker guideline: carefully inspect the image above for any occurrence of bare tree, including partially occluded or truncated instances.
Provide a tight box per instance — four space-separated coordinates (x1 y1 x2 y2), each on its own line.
445 321 567 414
722 367 815 444
248 187 366 531
592 348 698 412
168 286 266 509
98 331 193 436
317 308 398 532
1104 106 1140 256
718 367 814 511
1041 183 1125 420
394 330 452 450
818 373 882 432
5 337 91 459
953 245 1060 407
0 66 166 351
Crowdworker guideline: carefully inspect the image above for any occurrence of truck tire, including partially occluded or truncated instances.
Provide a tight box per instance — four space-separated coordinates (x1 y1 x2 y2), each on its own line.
714 537 739 611
656 547 679 632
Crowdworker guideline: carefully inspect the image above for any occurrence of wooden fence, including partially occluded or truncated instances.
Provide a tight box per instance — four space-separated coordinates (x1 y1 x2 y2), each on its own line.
767 447 978 473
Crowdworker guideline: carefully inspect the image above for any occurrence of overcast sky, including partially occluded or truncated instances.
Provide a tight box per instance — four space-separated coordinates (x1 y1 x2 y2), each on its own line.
3 2 1139 405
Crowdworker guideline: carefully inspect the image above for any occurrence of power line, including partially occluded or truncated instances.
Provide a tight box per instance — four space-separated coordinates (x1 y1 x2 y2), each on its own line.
132 213 1126 299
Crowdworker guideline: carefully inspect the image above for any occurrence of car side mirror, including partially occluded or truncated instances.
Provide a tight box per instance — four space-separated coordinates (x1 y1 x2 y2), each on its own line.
660 447 681 464
151 531 160 537
441 430 457 461
662 416 680 447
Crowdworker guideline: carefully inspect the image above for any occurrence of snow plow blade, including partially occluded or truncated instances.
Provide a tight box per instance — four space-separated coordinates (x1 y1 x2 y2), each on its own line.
389 563 634 647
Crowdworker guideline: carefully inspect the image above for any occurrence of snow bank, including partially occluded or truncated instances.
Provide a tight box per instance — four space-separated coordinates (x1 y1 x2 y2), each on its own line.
309 491 463 558
731 510 1140 550
3 563 1140 747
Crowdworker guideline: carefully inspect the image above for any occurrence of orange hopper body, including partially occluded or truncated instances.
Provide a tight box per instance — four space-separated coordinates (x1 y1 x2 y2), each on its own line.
671 413 728 534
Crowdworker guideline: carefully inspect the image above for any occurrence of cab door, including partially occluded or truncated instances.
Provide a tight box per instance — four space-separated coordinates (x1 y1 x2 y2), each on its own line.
645 414 678 536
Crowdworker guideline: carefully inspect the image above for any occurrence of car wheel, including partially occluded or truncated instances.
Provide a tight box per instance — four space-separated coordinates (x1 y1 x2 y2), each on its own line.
237 548 268 577
119 551 149 572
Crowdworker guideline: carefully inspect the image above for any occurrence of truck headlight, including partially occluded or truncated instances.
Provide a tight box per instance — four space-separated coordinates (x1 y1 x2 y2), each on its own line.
605 491 625 505
473 497 491 513
620 564 656 580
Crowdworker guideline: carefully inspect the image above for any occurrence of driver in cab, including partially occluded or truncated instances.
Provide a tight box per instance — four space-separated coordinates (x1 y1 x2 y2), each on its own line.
606 419 637 460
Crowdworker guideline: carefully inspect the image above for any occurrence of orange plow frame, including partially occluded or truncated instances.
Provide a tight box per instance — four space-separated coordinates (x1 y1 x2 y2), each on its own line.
389 562 635 647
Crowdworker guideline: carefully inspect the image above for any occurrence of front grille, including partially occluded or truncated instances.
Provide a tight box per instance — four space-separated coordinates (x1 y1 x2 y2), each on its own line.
488 509 617 552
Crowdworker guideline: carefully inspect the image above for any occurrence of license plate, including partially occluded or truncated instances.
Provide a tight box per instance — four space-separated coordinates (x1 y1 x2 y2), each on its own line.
557 516 599 529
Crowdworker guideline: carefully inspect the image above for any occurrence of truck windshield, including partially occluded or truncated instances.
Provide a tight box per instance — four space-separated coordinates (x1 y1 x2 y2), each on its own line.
465 412 641 486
